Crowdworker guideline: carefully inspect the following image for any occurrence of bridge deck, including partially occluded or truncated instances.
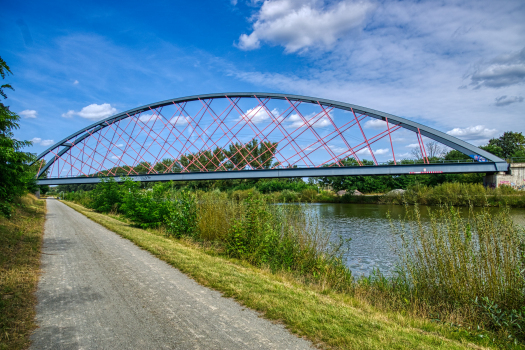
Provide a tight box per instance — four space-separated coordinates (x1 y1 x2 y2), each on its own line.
37 162 508 185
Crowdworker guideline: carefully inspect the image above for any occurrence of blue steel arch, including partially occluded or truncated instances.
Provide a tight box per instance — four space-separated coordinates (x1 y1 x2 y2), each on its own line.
35 92 508 185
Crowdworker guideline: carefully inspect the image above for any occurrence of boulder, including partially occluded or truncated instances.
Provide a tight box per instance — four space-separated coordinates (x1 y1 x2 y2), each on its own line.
336 190 347 197
352 190 363 196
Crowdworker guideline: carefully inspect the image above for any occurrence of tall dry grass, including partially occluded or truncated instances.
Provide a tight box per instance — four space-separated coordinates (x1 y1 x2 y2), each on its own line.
389 205 525 341
0 194 46 350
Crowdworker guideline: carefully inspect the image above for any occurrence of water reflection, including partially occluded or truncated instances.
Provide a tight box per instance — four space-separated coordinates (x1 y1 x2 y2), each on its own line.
306 203 525 277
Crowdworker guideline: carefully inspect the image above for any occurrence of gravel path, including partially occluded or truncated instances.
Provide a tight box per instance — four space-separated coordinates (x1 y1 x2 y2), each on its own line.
31 198 313 350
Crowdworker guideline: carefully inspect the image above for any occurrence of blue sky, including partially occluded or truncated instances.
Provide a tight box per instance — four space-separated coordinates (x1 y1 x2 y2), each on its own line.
2 0 524 158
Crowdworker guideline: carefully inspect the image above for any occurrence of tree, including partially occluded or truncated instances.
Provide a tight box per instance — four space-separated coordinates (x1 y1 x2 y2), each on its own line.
411 141 447 160
487 132 525 159
0 56 36 216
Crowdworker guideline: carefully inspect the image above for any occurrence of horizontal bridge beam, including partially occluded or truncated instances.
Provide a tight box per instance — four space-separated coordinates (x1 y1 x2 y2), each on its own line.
37 162 508 186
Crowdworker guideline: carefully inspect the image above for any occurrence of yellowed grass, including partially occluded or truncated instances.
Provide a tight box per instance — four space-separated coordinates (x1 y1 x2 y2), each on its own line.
0 195 46 350
62 200 501 350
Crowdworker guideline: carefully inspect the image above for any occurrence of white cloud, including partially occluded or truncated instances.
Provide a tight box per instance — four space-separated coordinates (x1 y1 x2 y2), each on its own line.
237 0 374 52
31 137 55 147
363 118 386 129
169 116 190 126
287 112 332 128
328 144 346 153
61 103 117 121
495 95 524 107
139 114 160 123
61 110 75 118
469 47 525 88
446 125 499 141
237 107 279 124
73 80 79 85
77 103 117 120
41 140 55 146
20 109 37 118
116 143 124 148
232 0 525 136
356 147 389 155
406 143 420 148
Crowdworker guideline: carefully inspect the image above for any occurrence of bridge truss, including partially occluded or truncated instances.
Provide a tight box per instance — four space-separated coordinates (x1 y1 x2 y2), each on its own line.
35 93 508 185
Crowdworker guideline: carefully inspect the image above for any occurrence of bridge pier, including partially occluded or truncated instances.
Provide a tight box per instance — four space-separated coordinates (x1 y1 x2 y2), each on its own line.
483 163 525 190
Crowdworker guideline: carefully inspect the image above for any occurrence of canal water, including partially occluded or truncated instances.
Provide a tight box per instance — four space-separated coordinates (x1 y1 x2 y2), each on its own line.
307 203 525 277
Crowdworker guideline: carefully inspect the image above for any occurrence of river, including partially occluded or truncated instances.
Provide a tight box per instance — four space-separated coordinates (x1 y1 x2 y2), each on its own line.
307 203 525 277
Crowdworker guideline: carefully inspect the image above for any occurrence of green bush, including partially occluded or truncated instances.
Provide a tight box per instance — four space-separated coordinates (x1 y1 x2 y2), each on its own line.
279 189 299 202
90 177 123 213
224 196 352 289
300 188 318 202
165 191 197 238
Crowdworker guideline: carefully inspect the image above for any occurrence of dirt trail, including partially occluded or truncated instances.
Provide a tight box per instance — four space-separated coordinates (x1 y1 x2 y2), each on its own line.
31 198 313 349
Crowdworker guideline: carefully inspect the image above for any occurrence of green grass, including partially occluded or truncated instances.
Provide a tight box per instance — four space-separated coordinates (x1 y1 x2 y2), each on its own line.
0 195 46 350
62 199 507 350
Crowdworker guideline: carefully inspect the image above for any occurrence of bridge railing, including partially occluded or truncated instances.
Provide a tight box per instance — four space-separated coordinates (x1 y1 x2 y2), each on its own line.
39 158 493 179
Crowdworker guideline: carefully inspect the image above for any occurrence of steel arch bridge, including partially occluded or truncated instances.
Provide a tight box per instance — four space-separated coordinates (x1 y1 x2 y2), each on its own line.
35 92 508 186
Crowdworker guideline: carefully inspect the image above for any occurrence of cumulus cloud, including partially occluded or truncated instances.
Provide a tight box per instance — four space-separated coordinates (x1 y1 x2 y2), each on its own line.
356 147 389 155
31 137 55 147
446 125 499 141
169 116 190 126
138 114 160 123
20 110 37 118
61 110 75 118
237 0 373 52
237 107 279 124
363 118 387 129
73 80 79 85
495 95 524 107
469 47 525 88
62 103 117 121
287 112 332 128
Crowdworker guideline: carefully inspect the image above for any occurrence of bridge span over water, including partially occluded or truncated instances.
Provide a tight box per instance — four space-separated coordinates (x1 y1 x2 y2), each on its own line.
35 93 508 186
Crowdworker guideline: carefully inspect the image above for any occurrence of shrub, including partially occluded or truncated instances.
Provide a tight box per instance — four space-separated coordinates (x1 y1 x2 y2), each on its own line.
165 191 198 238
279 189 299 202
89 177 123 213
300 189 318 202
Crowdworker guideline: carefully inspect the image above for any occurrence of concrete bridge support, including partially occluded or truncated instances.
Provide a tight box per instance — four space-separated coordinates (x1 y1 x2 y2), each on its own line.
484 163 525 190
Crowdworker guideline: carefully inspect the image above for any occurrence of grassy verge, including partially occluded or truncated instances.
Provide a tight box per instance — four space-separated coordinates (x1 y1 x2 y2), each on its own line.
0 195 46 350
62 200 503 350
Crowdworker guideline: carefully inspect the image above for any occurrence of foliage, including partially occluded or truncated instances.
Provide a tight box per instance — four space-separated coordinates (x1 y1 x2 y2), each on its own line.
0 57 36 217
487 131 525 159
165 190 197 238
474 297 525 343
89 177 123 213
390 205 525 342
381 182 525 207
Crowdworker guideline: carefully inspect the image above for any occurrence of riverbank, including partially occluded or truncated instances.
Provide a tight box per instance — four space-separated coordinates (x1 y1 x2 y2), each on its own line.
62 199 512 349
0 195 46 350
235 182 525 207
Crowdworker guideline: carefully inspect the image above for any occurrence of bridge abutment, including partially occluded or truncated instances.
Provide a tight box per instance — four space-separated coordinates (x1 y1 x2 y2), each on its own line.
483 163 525 190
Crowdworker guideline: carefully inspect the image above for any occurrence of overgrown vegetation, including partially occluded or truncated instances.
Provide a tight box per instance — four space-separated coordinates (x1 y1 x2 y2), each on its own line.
0 195 46 350
64 199 515 350
0 57 40 218
64 178 352 289
63 179 525 347
388 205 525 344
381 182 525 207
